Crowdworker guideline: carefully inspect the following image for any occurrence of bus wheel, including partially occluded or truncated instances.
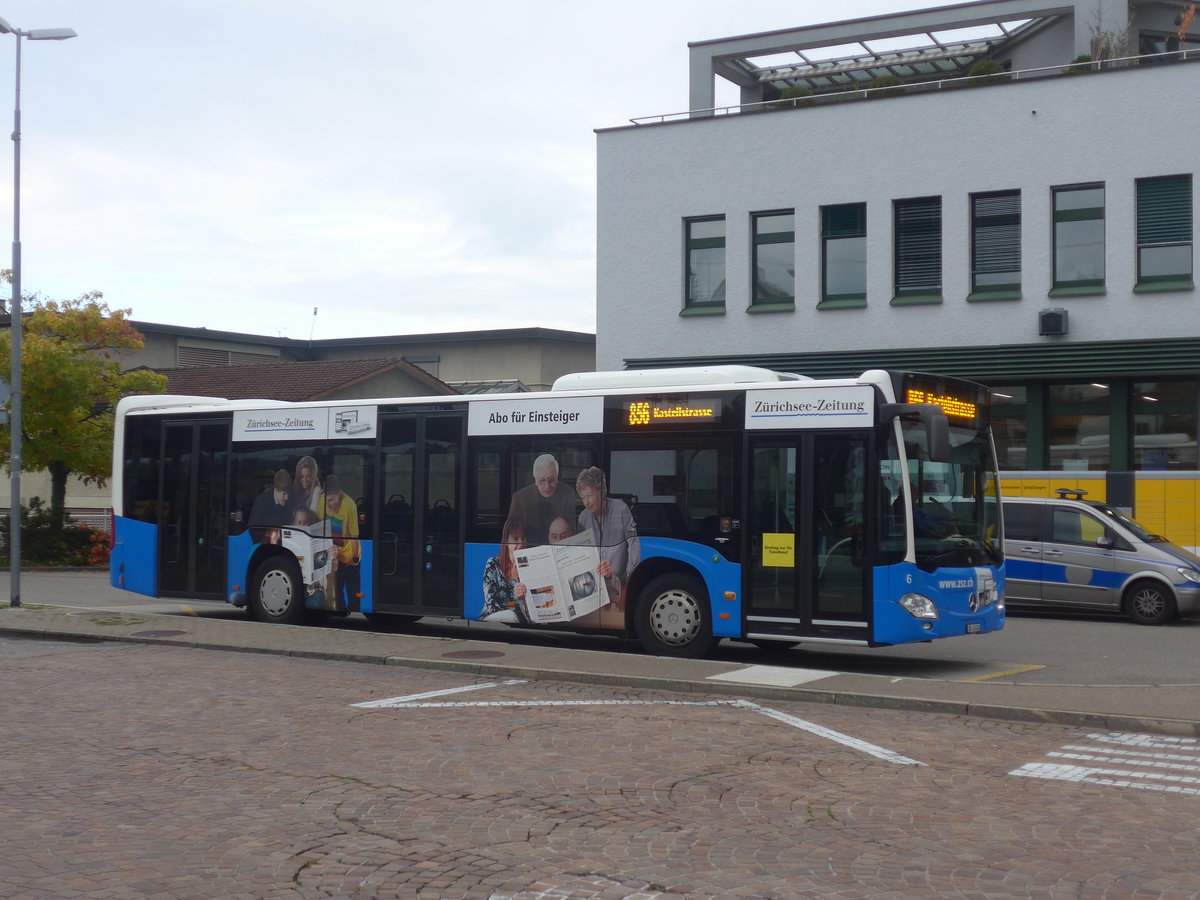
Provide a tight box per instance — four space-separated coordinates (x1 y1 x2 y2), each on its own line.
635 574 714 658
250 557 305 625
1124 580 1177 626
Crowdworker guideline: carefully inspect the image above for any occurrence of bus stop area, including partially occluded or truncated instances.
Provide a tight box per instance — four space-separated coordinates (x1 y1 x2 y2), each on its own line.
2 575 1199 738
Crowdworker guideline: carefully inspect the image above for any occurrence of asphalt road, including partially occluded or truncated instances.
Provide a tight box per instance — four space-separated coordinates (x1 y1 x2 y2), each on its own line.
12 570 1200 687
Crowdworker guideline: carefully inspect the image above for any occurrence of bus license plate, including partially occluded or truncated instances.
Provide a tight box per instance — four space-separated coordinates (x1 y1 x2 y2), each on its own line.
966 623 982 634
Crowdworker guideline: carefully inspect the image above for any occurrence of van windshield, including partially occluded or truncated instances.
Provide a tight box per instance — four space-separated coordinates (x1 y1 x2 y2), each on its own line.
1094 504 1167 542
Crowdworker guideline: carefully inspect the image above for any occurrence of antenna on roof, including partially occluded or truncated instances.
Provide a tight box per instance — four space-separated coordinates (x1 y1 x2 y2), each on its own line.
309 307 318 345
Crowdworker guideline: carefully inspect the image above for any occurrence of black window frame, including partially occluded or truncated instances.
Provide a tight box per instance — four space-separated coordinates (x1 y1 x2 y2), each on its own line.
970 190 1021 299
893 196 942 303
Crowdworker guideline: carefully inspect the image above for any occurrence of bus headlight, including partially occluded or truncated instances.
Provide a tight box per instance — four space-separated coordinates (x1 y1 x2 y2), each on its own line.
899 593 939 620
1177 567 1200 585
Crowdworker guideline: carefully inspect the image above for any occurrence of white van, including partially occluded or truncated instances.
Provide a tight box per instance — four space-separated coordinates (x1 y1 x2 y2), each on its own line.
1002 489 1200 625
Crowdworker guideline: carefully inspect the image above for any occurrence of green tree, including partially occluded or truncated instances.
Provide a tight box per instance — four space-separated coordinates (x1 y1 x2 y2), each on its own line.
0 285 166 528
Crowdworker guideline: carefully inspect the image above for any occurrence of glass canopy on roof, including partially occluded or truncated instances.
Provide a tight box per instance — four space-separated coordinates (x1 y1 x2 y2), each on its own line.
738 19 1036 92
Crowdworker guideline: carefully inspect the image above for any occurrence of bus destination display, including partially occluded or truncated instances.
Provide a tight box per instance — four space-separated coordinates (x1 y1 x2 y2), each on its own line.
624 396 720 427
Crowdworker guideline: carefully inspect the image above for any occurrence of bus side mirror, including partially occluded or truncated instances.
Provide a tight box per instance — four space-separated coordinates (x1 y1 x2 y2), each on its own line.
879 403 952 462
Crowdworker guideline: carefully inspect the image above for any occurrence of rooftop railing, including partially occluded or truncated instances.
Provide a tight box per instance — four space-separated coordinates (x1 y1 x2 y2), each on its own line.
629 47 1200 126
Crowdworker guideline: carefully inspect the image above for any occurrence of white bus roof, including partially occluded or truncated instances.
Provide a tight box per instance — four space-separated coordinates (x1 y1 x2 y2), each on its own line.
552 365 810 392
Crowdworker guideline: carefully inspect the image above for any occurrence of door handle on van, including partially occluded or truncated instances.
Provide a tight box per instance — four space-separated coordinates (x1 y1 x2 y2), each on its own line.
1044 549 1064 556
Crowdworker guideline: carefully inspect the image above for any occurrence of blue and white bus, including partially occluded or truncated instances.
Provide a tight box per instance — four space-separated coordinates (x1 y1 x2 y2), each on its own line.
110 365 1004 657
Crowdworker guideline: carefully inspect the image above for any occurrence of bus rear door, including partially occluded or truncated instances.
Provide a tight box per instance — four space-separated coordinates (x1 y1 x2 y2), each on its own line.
375 411 465 615
158 419 230 600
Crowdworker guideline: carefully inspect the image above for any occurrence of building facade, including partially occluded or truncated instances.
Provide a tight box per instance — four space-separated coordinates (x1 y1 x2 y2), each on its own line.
596 0 1200 547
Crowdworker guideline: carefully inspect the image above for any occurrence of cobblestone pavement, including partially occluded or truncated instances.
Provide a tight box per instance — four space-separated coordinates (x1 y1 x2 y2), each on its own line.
2 639 1199 899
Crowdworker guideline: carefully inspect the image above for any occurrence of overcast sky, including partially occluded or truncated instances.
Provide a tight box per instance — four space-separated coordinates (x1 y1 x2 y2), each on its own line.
0 0 945 341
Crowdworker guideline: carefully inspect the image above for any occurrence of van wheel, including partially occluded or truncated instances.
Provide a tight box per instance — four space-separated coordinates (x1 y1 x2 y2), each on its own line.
1124 580 1177 626
250 557 305 625
634 574 714 658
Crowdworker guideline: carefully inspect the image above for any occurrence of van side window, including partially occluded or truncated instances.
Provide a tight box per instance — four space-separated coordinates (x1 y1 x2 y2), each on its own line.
1051 507 1106 546
1004 503 1041 541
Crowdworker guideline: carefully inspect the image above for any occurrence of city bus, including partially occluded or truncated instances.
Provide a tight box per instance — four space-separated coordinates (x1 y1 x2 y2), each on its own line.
109 365 1005 657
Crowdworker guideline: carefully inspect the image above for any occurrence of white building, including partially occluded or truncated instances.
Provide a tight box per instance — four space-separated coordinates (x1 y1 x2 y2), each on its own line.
596 0 1200 546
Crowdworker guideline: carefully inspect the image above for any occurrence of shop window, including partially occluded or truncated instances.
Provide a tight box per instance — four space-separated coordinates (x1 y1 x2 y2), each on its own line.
1133 380 1198 470
991 386 1028 470
1048 383 1110 471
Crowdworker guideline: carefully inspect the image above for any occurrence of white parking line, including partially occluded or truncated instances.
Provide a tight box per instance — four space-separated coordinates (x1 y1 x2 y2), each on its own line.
1009 732 1200 796
353 680 925 766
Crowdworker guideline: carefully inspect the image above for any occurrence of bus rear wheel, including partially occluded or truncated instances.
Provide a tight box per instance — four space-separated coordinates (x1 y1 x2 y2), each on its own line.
250 557 305 625
635 574 714 658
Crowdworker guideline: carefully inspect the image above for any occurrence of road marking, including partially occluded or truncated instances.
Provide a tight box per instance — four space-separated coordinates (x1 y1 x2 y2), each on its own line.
353 680 925 766
352 679 528 708
1010 732 1200 796
965 663 1045 682
707 665 837 687
733 700 926 766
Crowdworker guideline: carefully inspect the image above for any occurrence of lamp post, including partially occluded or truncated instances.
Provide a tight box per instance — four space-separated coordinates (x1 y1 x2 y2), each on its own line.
0 17 76 608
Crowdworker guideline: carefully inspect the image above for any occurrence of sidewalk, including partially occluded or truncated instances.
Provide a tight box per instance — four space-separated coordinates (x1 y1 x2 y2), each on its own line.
3 599 1199 737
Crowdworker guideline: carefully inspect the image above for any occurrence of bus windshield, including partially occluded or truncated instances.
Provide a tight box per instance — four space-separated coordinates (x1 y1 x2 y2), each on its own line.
883 417 1003 571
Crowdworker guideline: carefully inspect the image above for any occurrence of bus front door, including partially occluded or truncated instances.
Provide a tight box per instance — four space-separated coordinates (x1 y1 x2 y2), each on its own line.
158 420 230 599
745 434 871 643
376 412 464 615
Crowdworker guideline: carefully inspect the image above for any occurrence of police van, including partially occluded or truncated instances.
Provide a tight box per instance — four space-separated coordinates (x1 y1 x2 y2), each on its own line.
1002 489 1200 625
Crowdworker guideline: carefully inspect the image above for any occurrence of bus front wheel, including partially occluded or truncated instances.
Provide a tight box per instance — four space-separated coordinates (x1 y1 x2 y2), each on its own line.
250 557 305 625
634 574 714 658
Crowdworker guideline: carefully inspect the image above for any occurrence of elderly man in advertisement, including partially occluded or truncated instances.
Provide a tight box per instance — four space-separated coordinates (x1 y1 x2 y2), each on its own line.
576 466 639 610
507 452 577 546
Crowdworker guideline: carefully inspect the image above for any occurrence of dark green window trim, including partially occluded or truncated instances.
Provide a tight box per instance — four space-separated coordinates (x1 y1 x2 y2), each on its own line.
967 289 1022 302
894 196 941 299
1052 183 1105 291
890 293 943 306
822 202 867 304
971 190 1021 295
816 297 868 310
684 216 726 310
1136 174 1192 287
747 301 795 314
1048 284 1106 298
679 302 725 317
751 210 795 306
1133 278 1195 293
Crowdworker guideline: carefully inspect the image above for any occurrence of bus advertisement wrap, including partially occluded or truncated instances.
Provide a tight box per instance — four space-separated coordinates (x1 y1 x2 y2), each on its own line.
745 386 875 429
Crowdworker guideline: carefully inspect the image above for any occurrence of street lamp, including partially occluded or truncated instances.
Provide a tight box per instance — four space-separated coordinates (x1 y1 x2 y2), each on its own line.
0 16 76 608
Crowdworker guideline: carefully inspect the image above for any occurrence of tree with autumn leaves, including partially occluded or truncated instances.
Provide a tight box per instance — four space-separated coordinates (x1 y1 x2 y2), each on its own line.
1 287 166 530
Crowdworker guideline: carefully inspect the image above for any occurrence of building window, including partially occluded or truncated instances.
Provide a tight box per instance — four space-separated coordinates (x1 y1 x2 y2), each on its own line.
1052 184 1104 293
1048 382 1110 471
970 190 1021 298
991 386 1028 470
893 196 941 302
751 211 794 308
1136 175 1193 290
1133 380 1198 470
821 203 866 305
684 216 726 311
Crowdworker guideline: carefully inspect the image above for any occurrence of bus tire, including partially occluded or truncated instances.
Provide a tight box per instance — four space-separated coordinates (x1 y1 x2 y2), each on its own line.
1123 580 1177 626
250 556 306 625
634 573 714 658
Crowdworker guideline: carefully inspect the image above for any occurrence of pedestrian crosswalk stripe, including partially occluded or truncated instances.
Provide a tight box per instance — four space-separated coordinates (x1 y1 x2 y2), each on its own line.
1010 732 1200 796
